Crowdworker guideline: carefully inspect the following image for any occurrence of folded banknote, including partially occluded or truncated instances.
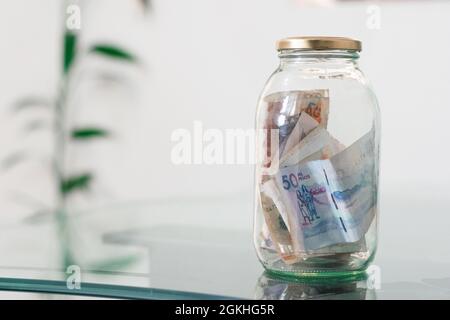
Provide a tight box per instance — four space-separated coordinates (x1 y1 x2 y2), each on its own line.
261 90 330 170
275 130 377 252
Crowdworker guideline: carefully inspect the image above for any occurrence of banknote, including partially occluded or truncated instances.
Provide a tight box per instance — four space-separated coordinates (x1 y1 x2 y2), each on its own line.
280 128 345 169
321 135 346 160
275 129 377 252
260 179 298 264
277 114 301 156
263 90 329 127
282 112 319 157
262 90 330 162
311 237 367 255
295 90 330 127
292 136 345 166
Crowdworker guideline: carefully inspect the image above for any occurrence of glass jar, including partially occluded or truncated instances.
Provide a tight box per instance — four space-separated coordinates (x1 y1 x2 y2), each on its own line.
254 37 380 278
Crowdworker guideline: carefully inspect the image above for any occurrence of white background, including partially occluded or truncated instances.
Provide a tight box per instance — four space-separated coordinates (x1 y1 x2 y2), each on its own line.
0 0 449 273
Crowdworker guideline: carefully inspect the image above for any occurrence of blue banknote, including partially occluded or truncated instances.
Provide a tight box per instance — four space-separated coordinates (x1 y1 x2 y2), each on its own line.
275 130 377 252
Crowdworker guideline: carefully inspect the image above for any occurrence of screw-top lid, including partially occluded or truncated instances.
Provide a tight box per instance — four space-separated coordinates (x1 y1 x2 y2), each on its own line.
276 36 362 52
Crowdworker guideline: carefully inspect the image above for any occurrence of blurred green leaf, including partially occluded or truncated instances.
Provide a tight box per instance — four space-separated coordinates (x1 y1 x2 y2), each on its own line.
140 0 152 10
24 119 49 133
72 128 109 140
89 44 136 62
22 209 52 224
89 255 139 272
1 152 26 170
63 31 78 74
61 173 92 194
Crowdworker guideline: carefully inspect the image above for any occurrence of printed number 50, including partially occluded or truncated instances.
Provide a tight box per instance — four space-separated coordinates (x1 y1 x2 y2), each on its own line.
282 174 299 190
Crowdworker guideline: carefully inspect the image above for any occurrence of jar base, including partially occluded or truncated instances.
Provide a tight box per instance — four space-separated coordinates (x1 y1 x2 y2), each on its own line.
264 266 369 281
259 248 375 280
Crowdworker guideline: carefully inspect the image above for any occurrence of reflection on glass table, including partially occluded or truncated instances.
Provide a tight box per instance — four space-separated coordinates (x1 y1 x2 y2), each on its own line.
1 198 450 299
255 272 376 300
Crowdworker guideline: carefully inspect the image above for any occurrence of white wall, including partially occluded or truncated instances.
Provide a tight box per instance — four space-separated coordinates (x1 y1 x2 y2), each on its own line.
0 0 449 266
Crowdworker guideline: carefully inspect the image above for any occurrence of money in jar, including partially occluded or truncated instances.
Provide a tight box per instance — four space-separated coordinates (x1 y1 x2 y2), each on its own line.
254 36 381 277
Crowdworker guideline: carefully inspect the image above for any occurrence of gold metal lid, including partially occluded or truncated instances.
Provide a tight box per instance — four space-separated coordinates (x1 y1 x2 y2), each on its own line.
276 36 362 52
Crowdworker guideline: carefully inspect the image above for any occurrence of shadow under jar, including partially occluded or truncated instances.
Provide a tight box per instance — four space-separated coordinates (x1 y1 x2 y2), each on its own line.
254 36 380 278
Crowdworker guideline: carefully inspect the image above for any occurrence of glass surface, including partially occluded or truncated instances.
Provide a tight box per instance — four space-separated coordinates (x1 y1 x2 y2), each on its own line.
1 1 449 301
0 198 450 299
254 49 380 277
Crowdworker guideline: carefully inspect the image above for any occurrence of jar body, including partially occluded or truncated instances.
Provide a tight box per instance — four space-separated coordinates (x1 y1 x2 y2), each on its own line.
254 50 380 277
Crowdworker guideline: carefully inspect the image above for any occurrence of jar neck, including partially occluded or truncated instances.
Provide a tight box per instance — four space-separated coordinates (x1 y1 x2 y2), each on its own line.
278 49 359 68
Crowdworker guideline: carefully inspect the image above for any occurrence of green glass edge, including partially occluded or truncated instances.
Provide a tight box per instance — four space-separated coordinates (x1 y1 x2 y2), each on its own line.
0 277 238 300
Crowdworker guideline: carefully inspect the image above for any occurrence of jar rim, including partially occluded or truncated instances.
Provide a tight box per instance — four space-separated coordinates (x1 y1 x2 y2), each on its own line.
276 36 362 52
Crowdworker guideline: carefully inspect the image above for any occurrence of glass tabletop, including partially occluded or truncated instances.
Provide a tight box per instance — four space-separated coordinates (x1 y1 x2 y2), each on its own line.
0 196 450 300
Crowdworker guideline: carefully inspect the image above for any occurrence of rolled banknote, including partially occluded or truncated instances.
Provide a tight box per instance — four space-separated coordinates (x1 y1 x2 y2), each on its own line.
274 129 377 252
260 180 298 264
